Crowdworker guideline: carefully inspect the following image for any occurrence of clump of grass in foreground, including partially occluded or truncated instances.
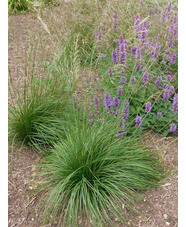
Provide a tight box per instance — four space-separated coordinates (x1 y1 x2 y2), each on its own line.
8 77 74 151
36 118 166 226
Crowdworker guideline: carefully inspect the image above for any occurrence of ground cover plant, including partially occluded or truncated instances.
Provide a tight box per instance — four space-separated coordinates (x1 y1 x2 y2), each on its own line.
8 0 178 226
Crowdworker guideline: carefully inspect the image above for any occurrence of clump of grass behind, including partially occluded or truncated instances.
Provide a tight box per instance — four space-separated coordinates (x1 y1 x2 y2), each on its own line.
8 75 74 151
36 118 166 226
8 0 33 14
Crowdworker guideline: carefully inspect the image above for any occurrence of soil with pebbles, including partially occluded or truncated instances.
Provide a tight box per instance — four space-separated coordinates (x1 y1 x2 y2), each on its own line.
8 10 178 227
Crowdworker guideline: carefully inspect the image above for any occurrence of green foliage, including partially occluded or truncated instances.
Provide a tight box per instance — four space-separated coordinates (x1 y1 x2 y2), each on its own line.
37 119 166 226
8 0 33 13
142 98 178 137
8 76 74 151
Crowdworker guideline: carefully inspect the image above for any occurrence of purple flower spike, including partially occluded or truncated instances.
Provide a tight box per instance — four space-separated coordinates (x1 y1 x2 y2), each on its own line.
169 52 177 65
169 86 175 95
104 92 112 110
118 41 127 65
122 100 129 120
163 84 168 89
117 87 123 96
109 110 115 115
135 115 142 128
157 112 163 118
93 96 99 107
135 46 142 59
166 75 172 81
172 94 178 113
112 49 118 64
142 71 149 83
155 76 162 87
113 96 120 108
163 89 170 100
112 10 118 32
170 123 177 132
145 101 152 113
167 2 172 12
116 130 126 138
135 62 142 71
140 0 145 8
119 77 127 84
131 47 137 54
115 109 120 116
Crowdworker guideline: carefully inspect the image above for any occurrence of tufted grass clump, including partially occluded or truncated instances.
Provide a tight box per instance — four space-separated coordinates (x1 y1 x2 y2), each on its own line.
8 0 34 14
8 77 74 151
37 119 166 226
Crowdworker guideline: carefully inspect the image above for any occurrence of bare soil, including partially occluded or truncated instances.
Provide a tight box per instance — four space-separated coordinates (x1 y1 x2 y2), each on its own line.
8 10 178 227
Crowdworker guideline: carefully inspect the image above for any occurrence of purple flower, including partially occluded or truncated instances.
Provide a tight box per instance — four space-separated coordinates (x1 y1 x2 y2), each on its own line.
142 71 149 83
116 130 126 138
163 84 168 89
135 46 142 59
122 100 129 120
157 112 163 118
93 96 99 107
140 21 148 41
117 87 123 96
89 114 94 118
115 109 120 116
109 110 115 115
134 14 141 38
131 76 136 84
140 0 145 8
135 62 142 71
135 115 142 128
168 51 177 65
155 76 162 86
119 117 125 129
145 101 152 113
98 55 106 59
172 94 178 113
118 40 127 65
112 49 118 64
104 92 112 110
163 89 170 100
89 119 93 125
169 86 175 95
131 47 137 54
112 10 118 32
166 75 172 81
119 77 127 84
170 123 177 132
167 2 172 12
113 96 119 108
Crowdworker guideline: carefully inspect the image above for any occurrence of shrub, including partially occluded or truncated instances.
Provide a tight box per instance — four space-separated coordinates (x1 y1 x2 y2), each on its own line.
37 119 166 226
8 0 33 13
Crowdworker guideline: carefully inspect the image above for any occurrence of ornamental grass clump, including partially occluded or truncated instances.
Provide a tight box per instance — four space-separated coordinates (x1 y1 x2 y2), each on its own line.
8 78 73 151
37 119 166 226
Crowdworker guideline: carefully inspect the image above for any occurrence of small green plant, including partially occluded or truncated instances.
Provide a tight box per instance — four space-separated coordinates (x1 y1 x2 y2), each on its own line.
8 0 33 13
36 118 166 226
